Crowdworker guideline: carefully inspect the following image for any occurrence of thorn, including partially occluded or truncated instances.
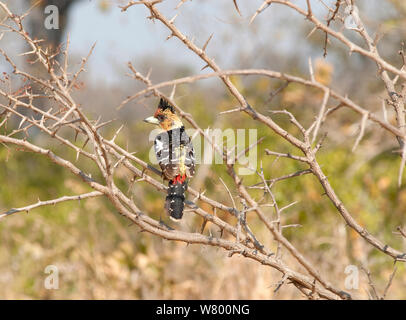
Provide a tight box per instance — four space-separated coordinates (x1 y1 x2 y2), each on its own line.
18 117 26 129
202 33 213 52
352 113 368 152
112 124 124 142
232 0 242 16
169 13 178 24
146 68 152 80
82 137 90 149
201 63 210 71
306 26 317 39
170 84 176 100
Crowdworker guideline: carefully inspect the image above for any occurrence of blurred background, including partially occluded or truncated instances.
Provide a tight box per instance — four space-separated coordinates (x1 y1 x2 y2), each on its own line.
0 0 406 299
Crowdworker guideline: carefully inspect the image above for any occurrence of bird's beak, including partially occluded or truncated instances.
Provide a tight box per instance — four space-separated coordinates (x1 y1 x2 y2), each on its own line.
143 116 160 125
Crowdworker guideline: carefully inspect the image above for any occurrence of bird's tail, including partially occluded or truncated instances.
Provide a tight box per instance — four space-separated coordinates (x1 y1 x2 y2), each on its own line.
165 174 188 220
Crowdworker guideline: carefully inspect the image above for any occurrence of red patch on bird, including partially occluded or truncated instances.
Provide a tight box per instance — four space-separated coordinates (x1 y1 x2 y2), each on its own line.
172 174 186 184
154 109 161 118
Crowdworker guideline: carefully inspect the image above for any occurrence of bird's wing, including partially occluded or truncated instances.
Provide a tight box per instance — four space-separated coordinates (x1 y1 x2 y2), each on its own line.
154 128 195 179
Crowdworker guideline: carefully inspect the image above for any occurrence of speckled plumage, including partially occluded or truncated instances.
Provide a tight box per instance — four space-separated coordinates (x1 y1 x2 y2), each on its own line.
147 99 195 220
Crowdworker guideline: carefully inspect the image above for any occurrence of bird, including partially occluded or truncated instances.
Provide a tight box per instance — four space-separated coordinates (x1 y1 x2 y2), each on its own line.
144 98 195 221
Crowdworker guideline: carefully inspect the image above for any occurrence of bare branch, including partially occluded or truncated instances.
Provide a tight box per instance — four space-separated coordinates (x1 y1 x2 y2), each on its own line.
0 191 103 219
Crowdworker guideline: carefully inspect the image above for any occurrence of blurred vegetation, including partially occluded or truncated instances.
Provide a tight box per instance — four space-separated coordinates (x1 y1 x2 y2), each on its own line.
0 0 406 299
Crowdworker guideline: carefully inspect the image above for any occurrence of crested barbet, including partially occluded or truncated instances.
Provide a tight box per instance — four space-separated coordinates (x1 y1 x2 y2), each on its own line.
144 98 195 220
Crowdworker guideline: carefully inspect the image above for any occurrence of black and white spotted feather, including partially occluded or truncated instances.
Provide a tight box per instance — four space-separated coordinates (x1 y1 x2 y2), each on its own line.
153 126 195 220
154 126 195 180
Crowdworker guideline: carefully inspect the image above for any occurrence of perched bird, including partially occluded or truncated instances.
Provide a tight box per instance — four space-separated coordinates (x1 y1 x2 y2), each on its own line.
144 98 195 220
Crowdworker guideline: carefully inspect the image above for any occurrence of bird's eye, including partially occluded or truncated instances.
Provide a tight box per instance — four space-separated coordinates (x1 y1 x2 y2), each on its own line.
157 115 165 121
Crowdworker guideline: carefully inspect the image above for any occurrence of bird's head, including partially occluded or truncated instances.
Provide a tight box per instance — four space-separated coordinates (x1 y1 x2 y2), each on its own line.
144 98 183 131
